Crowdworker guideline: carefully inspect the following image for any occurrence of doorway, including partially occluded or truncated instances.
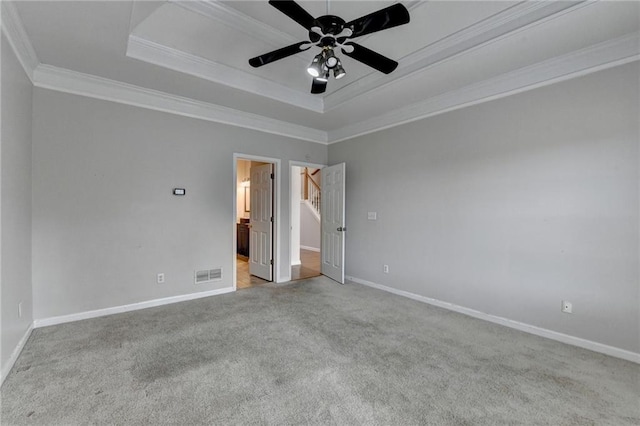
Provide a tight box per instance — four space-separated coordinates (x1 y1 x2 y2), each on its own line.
290 162 323 281
234 155 279 290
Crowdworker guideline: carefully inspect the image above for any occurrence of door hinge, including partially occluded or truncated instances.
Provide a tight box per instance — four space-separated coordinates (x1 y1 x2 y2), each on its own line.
270 259 273 265
270 217 273 222
270 173 274 179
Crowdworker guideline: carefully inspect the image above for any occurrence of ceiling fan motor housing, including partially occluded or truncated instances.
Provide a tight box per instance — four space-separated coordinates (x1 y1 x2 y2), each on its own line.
310 15 346 42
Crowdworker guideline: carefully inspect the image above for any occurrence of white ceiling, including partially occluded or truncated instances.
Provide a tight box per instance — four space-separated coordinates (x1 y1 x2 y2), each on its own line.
5 1 640 143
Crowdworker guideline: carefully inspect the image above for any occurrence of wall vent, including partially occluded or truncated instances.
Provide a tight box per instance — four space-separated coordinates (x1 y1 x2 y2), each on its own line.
195 268 222 284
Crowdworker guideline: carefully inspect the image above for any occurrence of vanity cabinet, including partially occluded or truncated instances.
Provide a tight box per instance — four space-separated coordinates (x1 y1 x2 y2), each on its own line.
237 223 250 257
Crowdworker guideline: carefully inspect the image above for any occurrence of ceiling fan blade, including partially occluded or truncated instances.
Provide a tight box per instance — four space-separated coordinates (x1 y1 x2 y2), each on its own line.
249 42 311 68
269 0 316 30
345 3 410 39
341 42 398 74
311 79 327 94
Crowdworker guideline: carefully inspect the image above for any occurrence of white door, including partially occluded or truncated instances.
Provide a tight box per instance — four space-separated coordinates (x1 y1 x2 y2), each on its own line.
321 163 346 284
249 163 273 281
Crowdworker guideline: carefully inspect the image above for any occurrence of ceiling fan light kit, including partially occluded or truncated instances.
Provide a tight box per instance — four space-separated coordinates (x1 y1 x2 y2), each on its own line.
316 69 330 83
307 53 324 77
333 62 346 80
324 48 338 68
249 0 410 94
307 46 344 83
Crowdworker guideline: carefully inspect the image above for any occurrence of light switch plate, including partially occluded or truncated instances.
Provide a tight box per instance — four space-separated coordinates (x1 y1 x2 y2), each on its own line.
367 212 377 220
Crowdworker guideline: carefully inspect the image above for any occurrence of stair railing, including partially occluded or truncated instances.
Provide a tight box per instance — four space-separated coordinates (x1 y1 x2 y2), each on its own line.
302 168 321 215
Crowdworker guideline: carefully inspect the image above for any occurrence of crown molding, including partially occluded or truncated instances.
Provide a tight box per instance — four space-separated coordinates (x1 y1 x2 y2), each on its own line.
126 1 591 116
324 1 591 111
8 0 635 148
152 0 431 111
1 1 39 82
174 0 424 53
126 35 323 113
28 31 638 147
172 0 300 50
32 64 328 144
328 32 640 144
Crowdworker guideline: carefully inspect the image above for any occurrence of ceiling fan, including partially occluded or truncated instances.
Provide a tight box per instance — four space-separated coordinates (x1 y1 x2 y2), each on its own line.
249 0 410 94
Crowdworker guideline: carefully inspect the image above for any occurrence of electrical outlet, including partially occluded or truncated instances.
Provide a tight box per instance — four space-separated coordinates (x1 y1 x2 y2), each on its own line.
18 302 23 318
561 301 572 314
383 264 389 273
157 273 165 284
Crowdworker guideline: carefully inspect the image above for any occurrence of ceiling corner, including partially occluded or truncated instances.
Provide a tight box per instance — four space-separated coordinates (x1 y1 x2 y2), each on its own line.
1 1 39 81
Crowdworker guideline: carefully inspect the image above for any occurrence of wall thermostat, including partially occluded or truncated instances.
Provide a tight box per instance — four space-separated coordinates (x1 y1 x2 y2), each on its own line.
173 188 186 196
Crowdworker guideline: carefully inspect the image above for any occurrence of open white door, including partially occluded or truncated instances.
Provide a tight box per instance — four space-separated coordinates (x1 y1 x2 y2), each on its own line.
321 163 346 284
249 163 273 281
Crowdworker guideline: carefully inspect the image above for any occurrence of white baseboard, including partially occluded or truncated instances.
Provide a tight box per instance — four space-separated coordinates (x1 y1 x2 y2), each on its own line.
291 259 301 266
300 245 320 252
346 275 640 364
1 323 34 386
33 287 235 328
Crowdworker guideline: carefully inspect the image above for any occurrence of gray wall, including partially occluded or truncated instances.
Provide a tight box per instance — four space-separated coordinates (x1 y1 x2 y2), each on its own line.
1 34 34 372
329 63 639 353
7 36 638 360
32 88 326 320
300 201 320 250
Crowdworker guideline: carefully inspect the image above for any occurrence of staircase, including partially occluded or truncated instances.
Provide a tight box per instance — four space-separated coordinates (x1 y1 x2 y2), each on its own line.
301 168 321 218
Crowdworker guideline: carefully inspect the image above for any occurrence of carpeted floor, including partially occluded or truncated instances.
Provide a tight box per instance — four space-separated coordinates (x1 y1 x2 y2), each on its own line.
2 277 639 424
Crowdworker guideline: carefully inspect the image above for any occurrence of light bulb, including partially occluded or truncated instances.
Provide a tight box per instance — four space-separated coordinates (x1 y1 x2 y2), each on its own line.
324 49 338 69
306 53 324 77
333 61 346 79
316 69 330 82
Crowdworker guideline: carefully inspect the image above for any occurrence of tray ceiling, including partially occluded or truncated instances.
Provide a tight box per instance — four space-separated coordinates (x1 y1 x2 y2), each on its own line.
6 1 640 143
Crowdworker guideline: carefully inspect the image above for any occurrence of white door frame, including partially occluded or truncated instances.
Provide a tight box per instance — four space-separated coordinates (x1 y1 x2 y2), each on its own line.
233 153 282 290
289 160 326 280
